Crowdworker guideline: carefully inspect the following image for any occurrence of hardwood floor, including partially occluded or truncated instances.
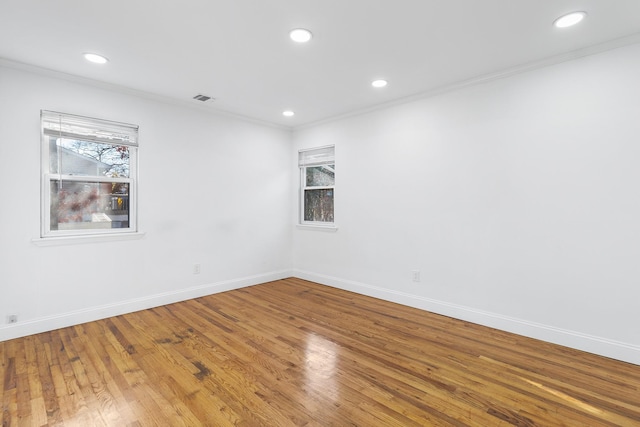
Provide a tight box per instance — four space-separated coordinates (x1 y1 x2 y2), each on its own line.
1 278 639 426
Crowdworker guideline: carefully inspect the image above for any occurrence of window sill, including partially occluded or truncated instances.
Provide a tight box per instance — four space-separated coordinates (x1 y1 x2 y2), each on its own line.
296 224 338 232
32 231 146 246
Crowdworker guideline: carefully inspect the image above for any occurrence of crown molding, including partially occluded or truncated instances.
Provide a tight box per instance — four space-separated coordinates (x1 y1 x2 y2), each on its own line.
295 32 640 131
0 57 292 132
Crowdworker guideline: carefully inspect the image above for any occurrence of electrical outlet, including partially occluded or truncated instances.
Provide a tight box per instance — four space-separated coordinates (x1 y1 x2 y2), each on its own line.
193 263 201 274
7 314 18 324
412 270 421 282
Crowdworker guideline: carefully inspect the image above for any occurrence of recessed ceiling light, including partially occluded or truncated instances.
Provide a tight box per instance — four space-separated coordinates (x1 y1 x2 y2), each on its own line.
83 53 109 64
283 110 295 117
289 28 313 43
371 79 388 88
553 11 587 28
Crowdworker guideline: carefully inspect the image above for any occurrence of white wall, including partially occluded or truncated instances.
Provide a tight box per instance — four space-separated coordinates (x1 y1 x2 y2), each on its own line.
0 64 293 340
292 43 640 365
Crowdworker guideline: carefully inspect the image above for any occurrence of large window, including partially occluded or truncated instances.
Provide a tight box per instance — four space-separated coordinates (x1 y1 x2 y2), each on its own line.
299 145 335 225
41 111 138 237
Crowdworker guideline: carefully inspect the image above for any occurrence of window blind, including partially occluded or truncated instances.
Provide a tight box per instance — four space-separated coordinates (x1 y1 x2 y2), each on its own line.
298 145 335 167
41 110 139 147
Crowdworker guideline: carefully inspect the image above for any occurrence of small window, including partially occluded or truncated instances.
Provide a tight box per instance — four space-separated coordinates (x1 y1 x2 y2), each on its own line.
299 146 335 224
40 111 139 237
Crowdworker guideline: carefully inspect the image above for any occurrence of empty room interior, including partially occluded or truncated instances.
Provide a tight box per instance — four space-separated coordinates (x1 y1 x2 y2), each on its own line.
1 1 640 426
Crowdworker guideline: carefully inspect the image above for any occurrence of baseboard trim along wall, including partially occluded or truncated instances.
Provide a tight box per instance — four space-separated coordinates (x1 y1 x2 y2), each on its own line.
293 269 640 366
0 270 292 342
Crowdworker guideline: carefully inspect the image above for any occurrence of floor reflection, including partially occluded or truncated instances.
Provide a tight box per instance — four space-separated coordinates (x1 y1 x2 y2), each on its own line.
304 333 340 402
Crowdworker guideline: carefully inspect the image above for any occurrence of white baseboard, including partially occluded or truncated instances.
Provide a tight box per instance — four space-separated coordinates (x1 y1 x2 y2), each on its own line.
0 269 292 342
293 269 640 366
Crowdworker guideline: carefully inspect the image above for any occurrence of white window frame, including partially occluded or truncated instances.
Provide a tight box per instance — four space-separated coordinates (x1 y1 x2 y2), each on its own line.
298 145 335 227
40 110 139 238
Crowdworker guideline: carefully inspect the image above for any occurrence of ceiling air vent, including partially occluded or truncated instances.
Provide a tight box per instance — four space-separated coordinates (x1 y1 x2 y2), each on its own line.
193 94 214 102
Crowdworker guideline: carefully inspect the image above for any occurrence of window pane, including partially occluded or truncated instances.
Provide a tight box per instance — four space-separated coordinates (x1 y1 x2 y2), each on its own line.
50 138 130 178
304 189 334 222
50 180 130 231
306 165 335 187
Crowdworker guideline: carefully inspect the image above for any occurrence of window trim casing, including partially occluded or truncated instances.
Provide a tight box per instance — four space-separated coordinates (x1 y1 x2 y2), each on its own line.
298 145 335 228
40 110 139 239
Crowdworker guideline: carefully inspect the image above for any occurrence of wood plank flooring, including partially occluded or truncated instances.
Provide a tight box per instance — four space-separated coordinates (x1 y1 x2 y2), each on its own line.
2 278 639 426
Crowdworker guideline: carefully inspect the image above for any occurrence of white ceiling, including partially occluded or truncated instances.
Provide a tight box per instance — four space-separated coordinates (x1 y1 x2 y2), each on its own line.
2 1 640 128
